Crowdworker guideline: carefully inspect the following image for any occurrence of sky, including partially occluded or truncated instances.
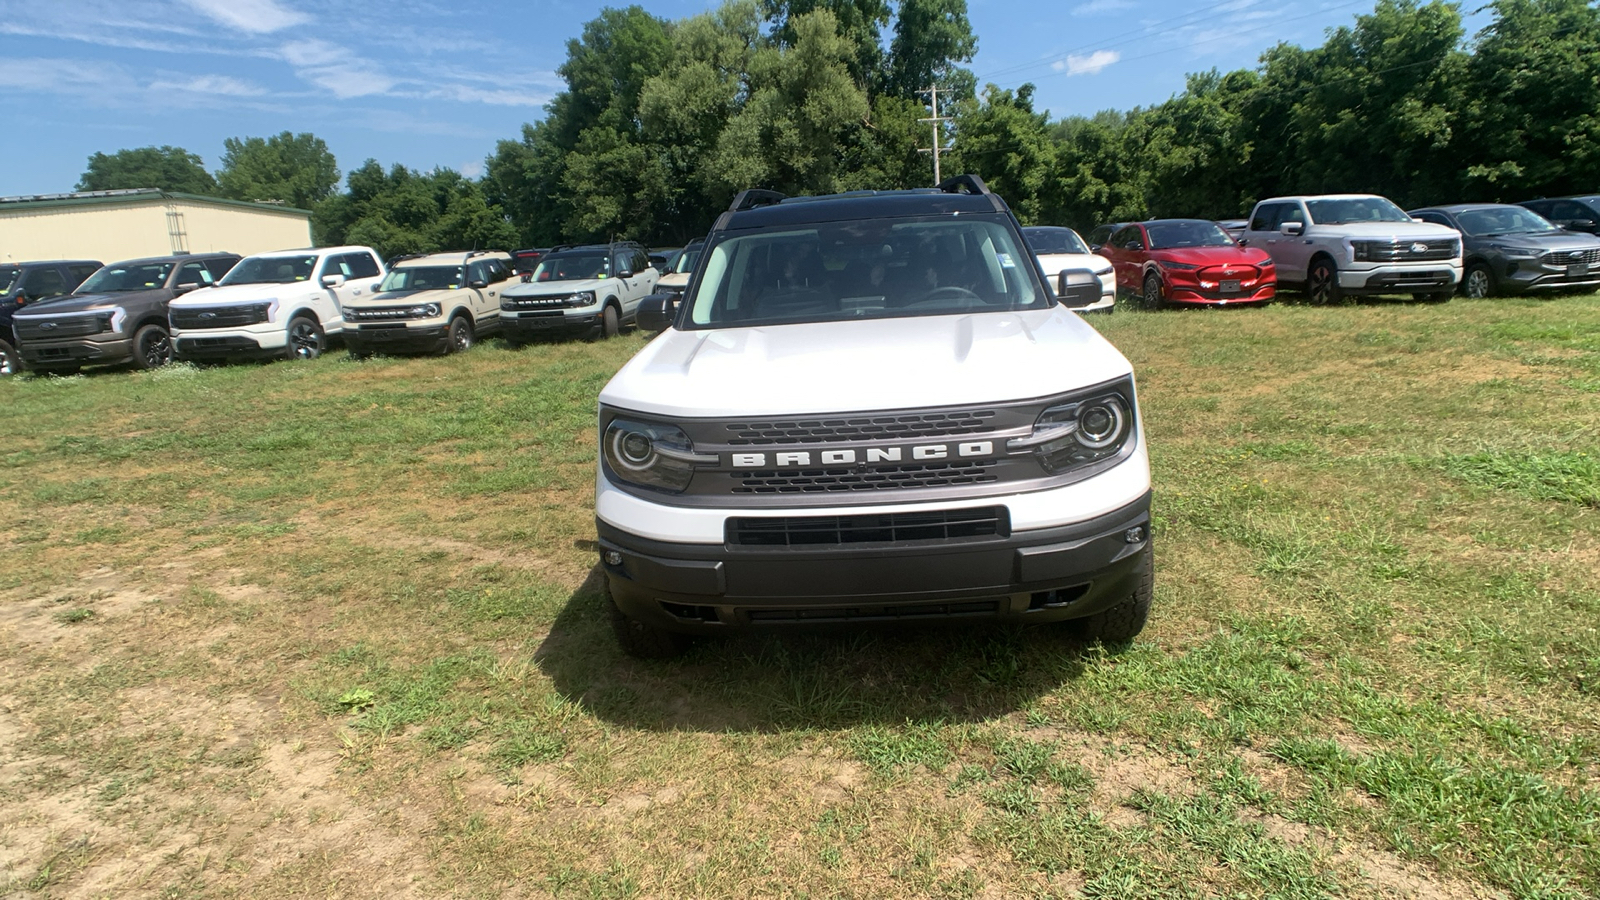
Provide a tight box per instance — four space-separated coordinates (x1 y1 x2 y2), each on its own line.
0 0 1484 197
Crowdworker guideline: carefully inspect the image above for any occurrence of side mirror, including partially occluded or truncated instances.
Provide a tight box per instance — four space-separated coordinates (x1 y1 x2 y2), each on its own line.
321 274 347 288
469 278 488 289
1280 221 1304 236
637 293 678 332
1089 244 1103 253
1566 219 1597 232
174 282 202 295
616 267 634 279
1055 268 1102 309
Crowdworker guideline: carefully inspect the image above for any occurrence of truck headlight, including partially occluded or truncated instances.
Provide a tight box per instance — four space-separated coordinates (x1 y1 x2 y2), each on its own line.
602 418 716 493
1007 385 1135 474
567 291 596 308
407 303 441 318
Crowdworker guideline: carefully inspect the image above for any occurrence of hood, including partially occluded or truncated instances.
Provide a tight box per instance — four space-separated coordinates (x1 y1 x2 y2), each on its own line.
1150 246 1271 266
1034 252 1112 273
351 288 454 307
601 308 1134 419
168 282 299 307
1310 221 1459 240
13 289 170 317
502 278 607 298
1469 230 1600 253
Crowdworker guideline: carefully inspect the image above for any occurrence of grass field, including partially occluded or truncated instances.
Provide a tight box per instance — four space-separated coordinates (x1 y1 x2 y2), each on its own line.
1 294 1597 899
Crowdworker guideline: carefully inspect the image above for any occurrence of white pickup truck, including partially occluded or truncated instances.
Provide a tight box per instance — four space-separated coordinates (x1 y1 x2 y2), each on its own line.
169 246 385 361
1240 194 1461 303
592 177 1154 657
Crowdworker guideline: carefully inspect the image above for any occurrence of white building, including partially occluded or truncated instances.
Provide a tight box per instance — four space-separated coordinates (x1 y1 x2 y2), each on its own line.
0 189 314 263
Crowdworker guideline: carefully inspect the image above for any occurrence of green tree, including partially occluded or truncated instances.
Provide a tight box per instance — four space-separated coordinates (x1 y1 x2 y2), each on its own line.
216 131 340 210
76 146 217 194
316 160 518 259
761 0 890 90
885 0 977 100
947 84 1056 222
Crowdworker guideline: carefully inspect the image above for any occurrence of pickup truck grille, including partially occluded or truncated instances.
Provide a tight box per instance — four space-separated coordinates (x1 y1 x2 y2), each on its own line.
1352 239 1459 262
727 507 1008 547
171 304 270 329
13 315 107 339
1542 248 1600 266
725 409 998 445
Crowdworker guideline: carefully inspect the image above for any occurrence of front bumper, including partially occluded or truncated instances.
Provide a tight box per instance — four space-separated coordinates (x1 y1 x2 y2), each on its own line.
1497 259 1600 293
503 310 601 338
173 330 282 360
1340 263 1461 294
1166 283 1275 305
344 323 447 354
18 336 134 368
601 492 1152 634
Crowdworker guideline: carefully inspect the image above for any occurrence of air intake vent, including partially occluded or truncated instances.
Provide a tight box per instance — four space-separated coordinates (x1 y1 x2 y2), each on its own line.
727 507 1008 547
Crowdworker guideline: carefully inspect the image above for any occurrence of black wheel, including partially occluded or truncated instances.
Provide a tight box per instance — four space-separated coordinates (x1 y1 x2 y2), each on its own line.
131 324 172 370
589 303 621 341
1070 544 1153 644
285 316 324 360
1307 258 1342 305
607 577 691 659
1462 264 1494 299
0 340 17 377
1141 272 1164 310
447 316 474 354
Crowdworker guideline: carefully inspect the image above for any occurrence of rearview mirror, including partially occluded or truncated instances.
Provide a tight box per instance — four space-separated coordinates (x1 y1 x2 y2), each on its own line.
321 274 347 288
1280 221 1304 236
637 293 678 332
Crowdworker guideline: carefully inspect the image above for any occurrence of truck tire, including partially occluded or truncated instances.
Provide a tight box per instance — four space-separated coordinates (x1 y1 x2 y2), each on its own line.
606 577 692 659
0 340 17 377
286 316 324 360
447 315 474 354
131 324 173 370
1307 257 1343 305
1070 545 1153 644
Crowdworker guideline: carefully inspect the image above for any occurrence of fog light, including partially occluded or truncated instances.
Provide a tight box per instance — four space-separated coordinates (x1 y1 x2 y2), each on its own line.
1124 526 1145 544
603 550 623 566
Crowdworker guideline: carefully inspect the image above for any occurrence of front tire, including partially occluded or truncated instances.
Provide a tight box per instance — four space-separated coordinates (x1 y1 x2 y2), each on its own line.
607 577 692 659
1070 545 1153 644
601 303 620 339
131 324 172 370
1307 258 1343 305
0 340 17 377
1141 272 1164 310
447 316 474 355
1462 264 1494 299
285 316 324 360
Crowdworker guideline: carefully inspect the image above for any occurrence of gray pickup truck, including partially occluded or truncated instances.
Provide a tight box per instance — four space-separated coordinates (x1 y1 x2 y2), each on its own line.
12 253 239 374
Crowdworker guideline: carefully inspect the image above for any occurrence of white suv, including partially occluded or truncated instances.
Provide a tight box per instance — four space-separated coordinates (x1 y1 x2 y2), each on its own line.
498 242 658 341
1240 195 1461 303
170 246 385 360
594 177 1153 658
343 251 514 356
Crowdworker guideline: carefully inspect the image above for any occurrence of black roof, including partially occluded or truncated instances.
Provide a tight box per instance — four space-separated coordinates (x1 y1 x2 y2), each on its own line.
106 251 240 266
717 175 1008 231
1409 203 1526 214
543 241 644 255
2 258 101 267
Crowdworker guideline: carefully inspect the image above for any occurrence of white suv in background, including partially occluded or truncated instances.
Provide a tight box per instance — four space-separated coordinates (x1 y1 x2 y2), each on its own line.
1022 226 1115 313
343 251 513 356
498 242 659 342
170 246 385 361
1240 195 1462 303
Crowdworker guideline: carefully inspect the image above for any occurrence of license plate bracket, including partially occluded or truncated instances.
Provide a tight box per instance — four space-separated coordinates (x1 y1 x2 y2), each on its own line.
1220 280 1241 293
1569 263 1587 279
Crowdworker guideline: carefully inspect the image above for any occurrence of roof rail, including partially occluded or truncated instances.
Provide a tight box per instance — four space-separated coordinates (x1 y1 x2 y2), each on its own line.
937 174 991 196
729 189 786 212
386 252 428 266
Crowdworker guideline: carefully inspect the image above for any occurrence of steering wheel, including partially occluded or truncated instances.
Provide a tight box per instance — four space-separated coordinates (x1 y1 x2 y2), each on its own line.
916 285 980 304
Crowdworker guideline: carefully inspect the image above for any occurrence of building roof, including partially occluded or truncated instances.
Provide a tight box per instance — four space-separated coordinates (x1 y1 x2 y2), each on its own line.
0 188 312 217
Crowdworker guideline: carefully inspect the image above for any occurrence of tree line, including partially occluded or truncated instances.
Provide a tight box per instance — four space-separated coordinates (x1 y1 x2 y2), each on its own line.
74 0 1599 258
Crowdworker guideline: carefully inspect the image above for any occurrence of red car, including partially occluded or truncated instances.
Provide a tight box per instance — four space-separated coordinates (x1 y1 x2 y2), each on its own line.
1100 219 1275 309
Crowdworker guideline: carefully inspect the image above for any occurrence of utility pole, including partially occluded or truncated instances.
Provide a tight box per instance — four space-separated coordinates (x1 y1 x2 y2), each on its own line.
917 85 952 187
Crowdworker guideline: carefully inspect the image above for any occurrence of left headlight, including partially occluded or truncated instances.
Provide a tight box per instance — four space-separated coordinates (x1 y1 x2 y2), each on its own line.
602 417 716 494
406 302 441 318
1007 385 1135 474
1157 259 1199 271
1498 246 1540 260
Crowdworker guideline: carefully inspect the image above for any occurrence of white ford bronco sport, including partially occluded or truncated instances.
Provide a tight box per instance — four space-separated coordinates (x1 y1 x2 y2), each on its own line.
343 250 513 356
1240 194 1462 303
593 176 1154 658
498 241 658 341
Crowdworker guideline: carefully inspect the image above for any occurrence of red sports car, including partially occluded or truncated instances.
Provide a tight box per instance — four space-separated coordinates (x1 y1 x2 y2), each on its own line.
1099 219 1275 308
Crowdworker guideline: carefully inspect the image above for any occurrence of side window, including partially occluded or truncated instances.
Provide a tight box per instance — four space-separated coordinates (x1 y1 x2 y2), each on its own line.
490 259 510 282
1112 227 1143 251
1249 204 1281 232
317 255 342 278
1551 201 1592 222
1281 204 1305 225
636 250 651 273
24 267 69 300
347 252 381 279
68 264 100 286
1414 212 1450 227
175 262 213 287
205 257 239 280
468 261 488 285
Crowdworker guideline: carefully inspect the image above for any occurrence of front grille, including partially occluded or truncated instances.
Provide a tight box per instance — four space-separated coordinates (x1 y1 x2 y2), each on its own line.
14 316 105 339
1542 248 1600 266
726 410 999 445
171 304 269 329
503 295 578 309
347 306 422 321
1354 239 1459 262
1197 265 1262 281
732 460 999 494
728 506 1008 547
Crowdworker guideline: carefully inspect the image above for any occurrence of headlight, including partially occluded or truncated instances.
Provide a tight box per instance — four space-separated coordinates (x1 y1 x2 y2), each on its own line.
1499 247 1540 259
602 418 716 493
1007 387 1135 474
1157 259 1199 270
406 303 441 318
567 291 596 307
1258 258 1275 267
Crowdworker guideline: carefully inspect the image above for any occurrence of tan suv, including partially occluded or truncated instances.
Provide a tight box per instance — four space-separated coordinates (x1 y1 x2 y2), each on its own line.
343 251 513 356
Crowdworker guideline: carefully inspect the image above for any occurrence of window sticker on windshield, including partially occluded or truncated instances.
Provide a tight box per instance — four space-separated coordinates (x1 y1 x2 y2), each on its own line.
997 252 1016 268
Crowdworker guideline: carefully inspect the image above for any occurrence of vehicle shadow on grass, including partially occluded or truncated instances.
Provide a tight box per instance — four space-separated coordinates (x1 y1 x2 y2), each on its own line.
532 565 1115 733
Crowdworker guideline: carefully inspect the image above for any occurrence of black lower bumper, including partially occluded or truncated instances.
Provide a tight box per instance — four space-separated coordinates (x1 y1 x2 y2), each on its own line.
345 324 447 354
19 337 133 368
174 334 278 360
599 493 1152 634
1355 269 1456 292
503 312 598 339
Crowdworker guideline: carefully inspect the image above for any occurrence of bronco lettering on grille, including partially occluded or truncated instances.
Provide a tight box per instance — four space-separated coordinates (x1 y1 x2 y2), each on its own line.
726 441 996 468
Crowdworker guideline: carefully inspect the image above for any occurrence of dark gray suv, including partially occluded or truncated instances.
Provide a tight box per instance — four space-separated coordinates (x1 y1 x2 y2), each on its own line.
1 260 102 376
11 253 239 374
1410 204 1600 298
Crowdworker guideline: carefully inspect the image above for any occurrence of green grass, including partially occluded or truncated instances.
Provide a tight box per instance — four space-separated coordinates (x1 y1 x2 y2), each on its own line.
1 296 1598 898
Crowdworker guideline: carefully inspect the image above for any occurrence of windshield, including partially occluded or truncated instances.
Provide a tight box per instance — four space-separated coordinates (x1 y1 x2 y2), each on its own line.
686 215 1047 329
1455 206 1559 237
380 265 464 292
1023 227 1090 255
1146 221 1235 250
532 253 609 281
78 262 175 293
0 266 17 294
1305 197 1411 225
220 255 317 285
673 248 703 274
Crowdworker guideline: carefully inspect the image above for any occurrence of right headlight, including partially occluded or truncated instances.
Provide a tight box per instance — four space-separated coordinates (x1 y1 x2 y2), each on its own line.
1007 387 1135 474
602 417 716 494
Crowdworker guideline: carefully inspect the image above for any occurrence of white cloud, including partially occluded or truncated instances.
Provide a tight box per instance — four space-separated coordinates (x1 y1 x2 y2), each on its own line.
149 74 268 97
279 39 395 98
183 0 308 34
428 84 552 107
1051 50 1121 76
1072 0 1135 15
459 161 484 178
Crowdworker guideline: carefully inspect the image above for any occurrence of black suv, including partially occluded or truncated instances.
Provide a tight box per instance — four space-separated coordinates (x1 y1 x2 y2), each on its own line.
1516 196 1600 235
1 260 102 376
11 253 239 374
